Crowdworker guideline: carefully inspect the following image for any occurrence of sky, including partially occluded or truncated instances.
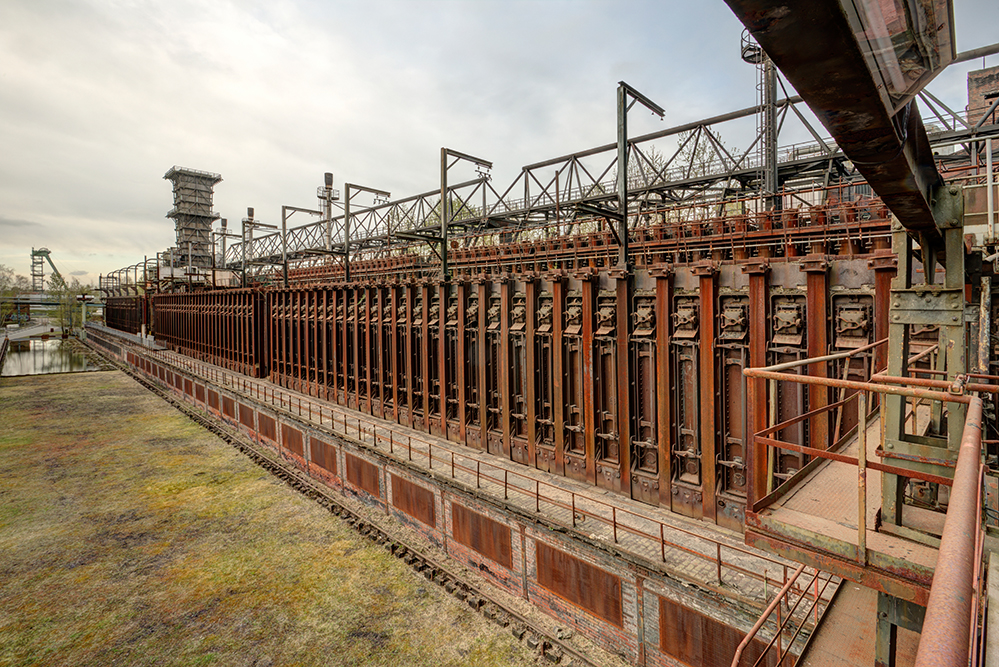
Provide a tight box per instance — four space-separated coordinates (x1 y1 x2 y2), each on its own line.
1 0 997 287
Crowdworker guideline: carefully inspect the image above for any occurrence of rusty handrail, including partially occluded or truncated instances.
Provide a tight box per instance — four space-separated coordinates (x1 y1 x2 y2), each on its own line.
751 337 887 374
731 564 840 667
913 396 984 667
731 564 805 667
749 335 988 667
745 368 975 405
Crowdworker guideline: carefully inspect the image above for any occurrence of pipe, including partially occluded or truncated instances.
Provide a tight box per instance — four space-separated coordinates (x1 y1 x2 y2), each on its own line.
870 373 999 395
988 137 994 242
913 397 983 667
745 368 974 404
953 42 999 65
981 277 991 374
751 337 887 373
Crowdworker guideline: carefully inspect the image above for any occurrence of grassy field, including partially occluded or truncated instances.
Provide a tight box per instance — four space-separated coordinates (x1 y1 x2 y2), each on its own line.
0 371 541 667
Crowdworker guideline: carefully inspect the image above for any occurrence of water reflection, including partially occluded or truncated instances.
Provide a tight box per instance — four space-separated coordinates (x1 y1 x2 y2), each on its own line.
1 339 97 376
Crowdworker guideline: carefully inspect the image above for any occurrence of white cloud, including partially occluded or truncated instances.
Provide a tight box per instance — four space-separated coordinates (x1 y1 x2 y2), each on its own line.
0 0 996 285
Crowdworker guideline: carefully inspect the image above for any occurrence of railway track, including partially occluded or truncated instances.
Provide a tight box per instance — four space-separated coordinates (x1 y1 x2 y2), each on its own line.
88 338 604 667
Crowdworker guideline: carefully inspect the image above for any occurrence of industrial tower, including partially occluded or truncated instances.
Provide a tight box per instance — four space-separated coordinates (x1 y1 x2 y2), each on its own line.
163 166 222 269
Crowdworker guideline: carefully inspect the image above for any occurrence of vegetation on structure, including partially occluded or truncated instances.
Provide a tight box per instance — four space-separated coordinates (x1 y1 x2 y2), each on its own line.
0 264 30 326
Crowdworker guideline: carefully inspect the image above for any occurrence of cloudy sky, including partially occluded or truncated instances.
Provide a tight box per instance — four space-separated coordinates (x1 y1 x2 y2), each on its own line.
1 0 996 286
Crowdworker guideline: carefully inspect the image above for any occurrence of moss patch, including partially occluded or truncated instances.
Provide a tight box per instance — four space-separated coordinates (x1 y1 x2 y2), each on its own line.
0 371 539 667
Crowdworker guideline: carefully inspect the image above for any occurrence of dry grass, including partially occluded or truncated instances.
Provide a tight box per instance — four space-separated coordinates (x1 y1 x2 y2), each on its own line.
0 371 541 667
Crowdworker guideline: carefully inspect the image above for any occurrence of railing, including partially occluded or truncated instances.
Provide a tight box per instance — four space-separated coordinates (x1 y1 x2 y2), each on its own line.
731 564 837 667
87 323 836 615
744 344 993 667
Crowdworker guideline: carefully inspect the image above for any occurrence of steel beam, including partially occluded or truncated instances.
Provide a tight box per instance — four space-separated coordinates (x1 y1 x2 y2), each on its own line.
724 0 944 242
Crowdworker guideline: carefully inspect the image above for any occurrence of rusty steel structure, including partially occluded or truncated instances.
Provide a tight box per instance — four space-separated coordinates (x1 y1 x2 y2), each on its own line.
98 7 999 664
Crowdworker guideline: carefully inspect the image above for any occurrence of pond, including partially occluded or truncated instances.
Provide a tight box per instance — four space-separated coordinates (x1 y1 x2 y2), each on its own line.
1 338 99 377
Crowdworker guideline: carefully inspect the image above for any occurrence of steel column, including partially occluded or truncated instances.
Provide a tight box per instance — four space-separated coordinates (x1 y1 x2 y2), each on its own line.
525 278 538 468
696 263 718 521
500 279 512 459
654 270 673 508
552 275 566 476
457 281 468 445
803 254 830 451
743 262 770 508
615 273 631 495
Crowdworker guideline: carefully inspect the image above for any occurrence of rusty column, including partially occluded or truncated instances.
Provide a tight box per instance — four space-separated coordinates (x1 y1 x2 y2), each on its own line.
438 281 448 437
456 281 468 445
421 282 431 433
295 289 303 391
477 279 489 450
332 288 340 404
377 285 387 418
613 268 632 495
365 285 374 415
389 284 399 423
802 253 830 450
743 260 770 508
500 278 513 459
694 261 718 521
653 267 673 507
581 274 597 484
525 277 538 467
552 273 567 476
322 289 330 401
341 286 349 405
870 249 897 377
352 286 360 410
405 282 415 428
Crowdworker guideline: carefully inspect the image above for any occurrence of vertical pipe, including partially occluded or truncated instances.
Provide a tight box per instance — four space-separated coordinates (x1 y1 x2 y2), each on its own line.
857 391 867 565
988 137 994 242
980 276 991 374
